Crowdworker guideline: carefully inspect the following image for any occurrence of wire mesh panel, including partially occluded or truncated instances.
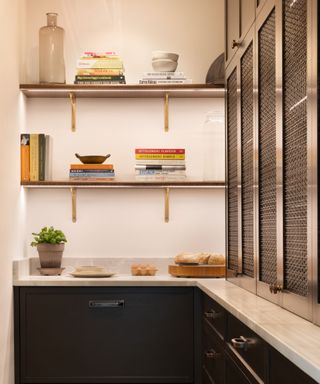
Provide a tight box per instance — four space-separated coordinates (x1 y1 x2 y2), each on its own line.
283 0 308 297
241 43 254 278
227 69 239 272
258 9 277 285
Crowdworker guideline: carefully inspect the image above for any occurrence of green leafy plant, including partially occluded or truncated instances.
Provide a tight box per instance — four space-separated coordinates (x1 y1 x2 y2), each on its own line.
31 226 67 247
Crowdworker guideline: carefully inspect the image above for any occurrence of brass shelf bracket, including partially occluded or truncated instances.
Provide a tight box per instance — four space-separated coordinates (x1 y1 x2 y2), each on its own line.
69 92 76 132
71 187 77 222
164 93 169 132
164 187 170 222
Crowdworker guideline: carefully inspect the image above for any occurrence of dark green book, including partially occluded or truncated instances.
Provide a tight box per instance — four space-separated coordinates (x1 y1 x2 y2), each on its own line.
38 134 46 181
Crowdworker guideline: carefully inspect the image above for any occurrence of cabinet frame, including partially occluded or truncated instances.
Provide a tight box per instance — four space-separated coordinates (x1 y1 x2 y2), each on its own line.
226 0 317 321
225 25 257 294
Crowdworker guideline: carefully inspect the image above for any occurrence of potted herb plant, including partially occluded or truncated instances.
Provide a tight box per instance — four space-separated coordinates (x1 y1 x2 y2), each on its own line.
31 226 67 269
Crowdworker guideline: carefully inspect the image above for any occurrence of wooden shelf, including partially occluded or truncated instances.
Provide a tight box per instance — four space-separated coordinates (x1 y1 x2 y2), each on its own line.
19 83 225 98
21 179 225 223
21 179 225 189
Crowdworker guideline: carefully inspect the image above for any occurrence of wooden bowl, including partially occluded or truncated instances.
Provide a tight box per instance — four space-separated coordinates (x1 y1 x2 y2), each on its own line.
75 153 111 164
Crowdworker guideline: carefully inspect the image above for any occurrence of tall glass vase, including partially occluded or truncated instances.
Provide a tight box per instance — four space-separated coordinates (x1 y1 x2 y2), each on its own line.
39 13 65 84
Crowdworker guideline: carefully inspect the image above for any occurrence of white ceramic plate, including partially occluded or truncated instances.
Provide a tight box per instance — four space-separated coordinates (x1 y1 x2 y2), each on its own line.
70 271 114 278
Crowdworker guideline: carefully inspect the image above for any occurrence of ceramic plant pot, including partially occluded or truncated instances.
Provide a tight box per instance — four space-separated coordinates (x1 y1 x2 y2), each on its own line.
37 243 65 268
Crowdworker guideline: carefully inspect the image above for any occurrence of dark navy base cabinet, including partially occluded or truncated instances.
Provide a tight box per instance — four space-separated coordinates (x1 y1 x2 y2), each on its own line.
14 287 195 384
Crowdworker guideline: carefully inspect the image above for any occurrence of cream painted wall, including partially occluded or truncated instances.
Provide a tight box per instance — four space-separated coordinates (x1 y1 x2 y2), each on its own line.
21 0 225 84
21 0 226 260
0 0 22 382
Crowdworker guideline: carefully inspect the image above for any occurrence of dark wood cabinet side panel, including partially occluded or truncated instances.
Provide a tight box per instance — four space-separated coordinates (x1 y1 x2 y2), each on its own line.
17 287 194 383
268 347 317 384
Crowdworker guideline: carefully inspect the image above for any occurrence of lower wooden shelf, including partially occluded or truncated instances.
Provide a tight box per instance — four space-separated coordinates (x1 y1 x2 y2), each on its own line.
21 179 225 223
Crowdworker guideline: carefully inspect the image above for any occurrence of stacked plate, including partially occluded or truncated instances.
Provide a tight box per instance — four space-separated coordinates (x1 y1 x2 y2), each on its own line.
70 265 114 278
152 51 179 72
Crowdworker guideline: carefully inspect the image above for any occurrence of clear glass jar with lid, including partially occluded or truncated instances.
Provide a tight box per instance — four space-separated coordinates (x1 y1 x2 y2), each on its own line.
202 110 225 181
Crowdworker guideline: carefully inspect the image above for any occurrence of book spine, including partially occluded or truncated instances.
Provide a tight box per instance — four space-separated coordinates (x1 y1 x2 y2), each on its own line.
135 159 186 165
135 154 185 160
135 169 186 175
74 80 126 85
69 172 115 177
45 135 51 180
38 134 46 181
20 134 30 182
29 134 39 181
135 148 185 154
68 177 115 181
77 69 124 76
135 165 186 170
139 79 192 84
143 72 185 77
75 75 125 81
70 164 114 170
69 169 114 174
76 60 123 69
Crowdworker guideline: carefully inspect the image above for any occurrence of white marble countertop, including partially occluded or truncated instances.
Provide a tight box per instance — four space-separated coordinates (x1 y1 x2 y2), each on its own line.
13 259 320 382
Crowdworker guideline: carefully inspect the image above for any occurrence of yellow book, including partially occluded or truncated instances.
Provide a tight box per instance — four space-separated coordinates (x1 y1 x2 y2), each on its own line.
29 134 39 181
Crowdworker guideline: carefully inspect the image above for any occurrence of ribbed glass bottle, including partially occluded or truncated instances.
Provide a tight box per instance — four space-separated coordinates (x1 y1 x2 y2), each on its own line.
39 13 65 84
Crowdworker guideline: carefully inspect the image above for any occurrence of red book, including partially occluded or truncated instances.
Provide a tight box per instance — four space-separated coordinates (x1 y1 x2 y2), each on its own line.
135 148 185 154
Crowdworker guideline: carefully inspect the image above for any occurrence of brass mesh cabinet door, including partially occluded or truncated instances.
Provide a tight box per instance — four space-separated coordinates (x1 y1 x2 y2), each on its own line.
282 0 312 318
257 7 278 299
227 69 239 274
241 43 255 279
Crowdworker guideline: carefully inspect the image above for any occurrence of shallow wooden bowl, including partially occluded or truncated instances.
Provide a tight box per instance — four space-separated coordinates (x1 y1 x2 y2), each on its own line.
75 153 111 164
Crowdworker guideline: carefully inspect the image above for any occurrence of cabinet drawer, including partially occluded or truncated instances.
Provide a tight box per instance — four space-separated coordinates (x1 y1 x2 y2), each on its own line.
202 321 225 384
226 314 266 383
16 287 194 383
203 294 226 339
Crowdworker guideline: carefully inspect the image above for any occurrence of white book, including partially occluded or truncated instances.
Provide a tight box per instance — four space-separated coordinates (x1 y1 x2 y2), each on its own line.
143 71 185 77
139 79 192 84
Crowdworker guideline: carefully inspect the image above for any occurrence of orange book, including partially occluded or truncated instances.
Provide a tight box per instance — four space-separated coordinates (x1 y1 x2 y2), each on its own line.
20 134 30 182
70 163 114 170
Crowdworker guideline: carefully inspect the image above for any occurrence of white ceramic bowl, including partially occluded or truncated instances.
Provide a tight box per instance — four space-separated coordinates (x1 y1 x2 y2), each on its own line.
152 51 179 61
152 59 178 72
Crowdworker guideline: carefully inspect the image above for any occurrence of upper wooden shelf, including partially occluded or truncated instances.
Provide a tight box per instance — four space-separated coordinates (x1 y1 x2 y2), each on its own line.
21 179 225 189
19 83 225 98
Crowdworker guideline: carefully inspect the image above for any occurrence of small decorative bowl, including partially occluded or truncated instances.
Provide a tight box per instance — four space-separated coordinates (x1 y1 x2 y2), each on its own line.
152 59 178 72
75 153 111 164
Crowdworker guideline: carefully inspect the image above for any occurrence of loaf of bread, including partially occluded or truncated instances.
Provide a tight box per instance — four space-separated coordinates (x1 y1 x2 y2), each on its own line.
207 253 225 265
174 252 210 265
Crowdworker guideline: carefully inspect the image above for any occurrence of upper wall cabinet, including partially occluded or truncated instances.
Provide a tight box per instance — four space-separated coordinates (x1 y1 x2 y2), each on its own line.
225 0 317 322
225 0 256 67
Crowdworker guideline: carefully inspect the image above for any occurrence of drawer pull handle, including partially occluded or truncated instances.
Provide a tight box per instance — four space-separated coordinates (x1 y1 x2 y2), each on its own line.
232 39 241 49
89 300 125 308
231 336 248 351
205 348 220 359
204 309 221 319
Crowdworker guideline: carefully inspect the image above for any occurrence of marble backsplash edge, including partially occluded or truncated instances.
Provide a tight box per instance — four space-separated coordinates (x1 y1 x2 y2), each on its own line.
26 257 175 276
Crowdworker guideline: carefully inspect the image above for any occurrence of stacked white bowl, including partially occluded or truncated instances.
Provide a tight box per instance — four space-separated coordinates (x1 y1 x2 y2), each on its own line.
152 51 179 72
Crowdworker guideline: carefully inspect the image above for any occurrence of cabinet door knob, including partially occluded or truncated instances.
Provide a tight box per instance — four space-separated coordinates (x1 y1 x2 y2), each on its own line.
205 348 221 359
204 309 221 319
232 39 241 49
89 300 125 308
269 283 283 294
231 335 248 351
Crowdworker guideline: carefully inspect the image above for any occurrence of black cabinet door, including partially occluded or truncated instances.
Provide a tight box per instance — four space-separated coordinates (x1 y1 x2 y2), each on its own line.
16 287 194 383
